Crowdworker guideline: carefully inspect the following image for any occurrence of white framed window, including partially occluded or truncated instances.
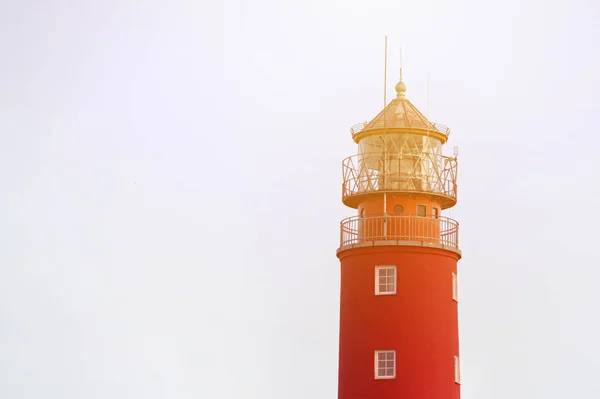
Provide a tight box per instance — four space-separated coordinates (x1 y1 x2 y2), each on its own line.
452 272 458 302
375 266 396 295
416 204 426 217
454 355 461 384
375 350 396 379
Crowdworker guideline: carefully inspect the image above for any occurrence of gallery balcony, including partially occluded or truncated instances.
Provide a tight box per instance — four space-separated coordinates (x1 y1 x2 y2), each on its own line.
338 213 460 255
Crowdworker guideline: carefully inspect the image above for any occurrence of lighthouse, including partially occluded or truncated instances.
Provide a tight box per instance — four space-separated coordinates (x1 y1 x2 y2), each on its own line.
336 67 461 399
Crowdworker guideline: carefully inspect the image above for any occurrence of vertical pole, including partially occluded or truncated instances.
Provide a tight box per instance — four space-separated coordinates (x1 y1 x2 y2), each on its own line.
400 47 403 81
383 137 387 237
428 72 431 120
384 36 388 110
383 36 388 237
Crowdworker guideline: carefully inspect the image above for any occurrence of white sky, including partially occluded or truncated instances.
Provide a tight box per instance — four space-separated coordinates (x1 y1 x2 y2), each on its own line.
1 0 600 398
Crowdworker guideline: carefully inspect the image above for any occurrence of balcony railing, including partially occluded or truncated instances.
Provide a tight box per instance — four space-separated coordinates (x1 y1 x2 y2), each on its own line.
350 121 451 138
339 214 459 251
342 152 458 208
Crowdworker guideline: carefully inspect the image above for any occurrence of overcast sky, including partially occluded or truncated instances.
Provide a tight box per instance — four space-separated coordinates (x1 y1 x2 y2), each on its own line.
1 0 600 398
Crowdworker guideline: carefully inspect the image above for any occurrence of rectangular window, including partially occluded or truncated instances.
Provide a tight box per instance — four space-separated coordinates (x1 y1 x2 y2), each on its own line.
452 272 458 301
432 207 439 219
375 350 396 379
454 355 461 384
375 266 396 295
417 204 426 217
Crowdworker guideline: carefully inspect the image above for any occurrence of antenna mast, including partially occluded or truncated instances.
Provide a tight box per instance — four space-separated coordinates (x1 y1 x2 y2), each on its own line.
400 46 403 81
384 36 388 110
428 72 431 119
383 36 388 231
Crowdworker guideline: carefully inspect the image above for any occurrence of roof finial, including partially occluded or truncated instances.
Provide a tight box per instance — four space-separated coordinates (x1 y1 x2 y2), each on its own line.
395 47 406 98
400 46 403 81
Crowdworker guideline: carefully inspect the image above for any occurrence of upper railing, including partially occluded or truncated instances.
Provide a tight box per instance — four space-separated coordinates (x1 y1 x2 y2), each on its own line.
342 152 458 209
350 122 369 135
339 214 459 253
350 121 451 138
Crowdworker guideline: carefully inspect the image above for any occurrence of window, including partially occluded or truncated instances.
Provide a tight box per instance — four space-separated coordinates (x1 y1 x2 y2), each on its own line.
394 204 404 214
452 272 458 301
432 207 439 219
360 208 366 218
417 204 426 217
375 266 396 295
454 355 461 384
375 350 396 379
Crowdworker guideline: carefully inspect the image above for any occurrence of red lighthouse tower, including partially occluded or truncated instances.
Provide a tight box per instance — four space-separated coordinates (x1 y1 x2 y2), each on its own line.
337 66 461 399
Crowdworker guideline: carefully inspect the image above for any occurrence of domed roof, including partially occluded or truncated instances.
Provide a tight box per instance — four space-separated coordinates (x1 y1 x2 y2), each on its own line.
352 79 450 141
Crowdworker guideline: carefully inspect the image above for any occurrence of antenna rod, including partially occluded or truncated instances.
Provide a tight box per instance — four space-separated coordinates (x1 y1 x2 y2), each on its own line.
400 47 403 81
383 36 388 226
384 36 388 109
428 72 431 119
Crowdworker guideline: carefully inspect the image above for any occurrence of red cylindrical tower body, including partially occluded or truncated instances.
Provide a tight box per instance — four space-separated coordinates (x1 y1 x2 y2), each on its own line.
337 78 462 399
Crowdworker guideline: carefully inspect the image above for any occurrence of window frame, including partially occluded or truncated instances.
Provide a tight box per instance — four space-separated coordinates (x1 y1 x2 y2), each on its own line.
452 271 458 302
432 207 439 219
375 265 397 296
454 355 461 384
416 204 427 217
374 350 396 380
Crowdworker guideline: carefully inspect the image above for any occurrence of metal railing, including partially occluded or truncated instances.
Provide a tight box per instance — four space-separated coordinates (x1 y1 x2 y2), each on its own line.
349 121 451 138
342 152 457 204
350 122 369 135
339 214 459 250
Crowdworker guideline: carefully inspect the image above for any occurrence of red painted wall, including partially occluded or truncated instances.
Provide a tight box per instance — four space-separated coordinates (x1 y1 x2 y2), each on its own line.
337 246 460 399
